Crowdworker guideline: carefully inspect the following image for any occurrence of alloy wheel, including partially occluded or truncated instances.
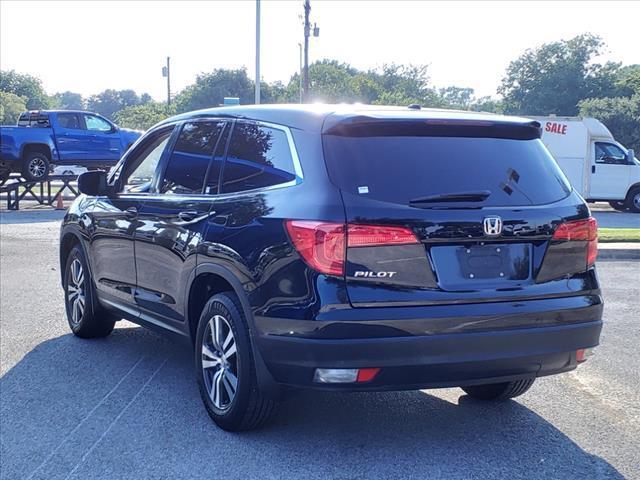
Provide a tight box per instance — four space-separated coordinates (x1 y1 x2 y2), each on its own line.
67 259 85 325
28 157 47 179
202 314 238 410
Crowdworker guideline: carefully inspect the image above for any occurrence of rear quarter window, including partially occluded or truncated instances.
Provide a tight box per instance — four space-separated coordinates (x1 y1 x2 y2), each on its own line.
322 134 571 207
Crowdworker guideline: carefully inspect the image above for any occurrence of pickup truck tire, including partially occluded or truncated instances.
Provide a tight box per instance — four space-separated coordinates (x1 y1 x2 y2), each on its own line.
64 245 116 338
625 187 640 213
461 378 535 401
22 152 50 182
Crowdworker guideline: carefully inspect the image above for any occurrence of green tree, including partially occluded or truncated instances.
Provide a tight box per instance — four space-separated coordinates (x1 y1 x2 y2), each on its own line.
0 91 27 124
175 69 254 113
615 65 640 96
438 86 475 110
87 89 152 119
51 91 85 110
579 95 640 153
112 102 176 131
0 70 50 109
469 96 505 114
499 34 621 116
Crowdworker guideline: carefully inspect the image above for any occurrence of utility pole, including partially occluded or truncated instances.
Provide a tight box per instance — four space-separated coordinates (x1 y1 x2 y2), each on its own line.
162 57 171 105
255 0 261 104
298 43 303 103
302 0 310 102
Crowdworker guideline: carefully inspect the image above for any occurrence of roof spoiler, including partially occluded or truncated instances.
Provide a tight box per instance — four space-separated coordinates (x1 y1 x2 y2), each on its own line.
323 116 542 140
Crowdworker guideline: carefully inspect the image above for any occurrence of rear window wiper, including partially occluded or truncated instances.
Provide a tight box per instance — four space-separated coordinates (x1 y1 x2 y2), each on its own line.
409 190 491 204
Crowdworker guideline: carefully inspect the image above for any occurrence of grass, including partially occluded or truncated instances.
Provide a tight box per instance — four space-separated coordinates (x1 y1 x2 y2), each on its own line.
598 228 640 243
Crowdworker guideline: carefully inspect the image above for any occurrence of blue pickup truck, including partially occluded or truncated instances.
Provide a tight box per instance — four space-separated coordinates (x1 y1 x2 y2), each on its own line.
0 110 141 181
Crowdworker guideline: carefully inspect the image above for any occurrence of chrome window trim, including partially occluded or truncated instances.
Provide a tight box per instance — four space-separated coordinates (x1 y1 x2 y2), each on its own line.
114 117 304 201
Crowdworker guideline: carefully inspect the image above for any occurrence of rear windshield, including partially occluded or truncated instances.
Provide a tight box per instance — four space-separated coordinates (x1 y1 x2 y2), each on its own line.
322 135 571 206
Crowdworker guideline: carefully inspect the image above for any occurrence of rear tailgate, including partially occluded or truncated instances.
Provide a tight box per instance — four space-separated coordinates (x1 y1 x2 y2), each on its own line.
322 116 594 307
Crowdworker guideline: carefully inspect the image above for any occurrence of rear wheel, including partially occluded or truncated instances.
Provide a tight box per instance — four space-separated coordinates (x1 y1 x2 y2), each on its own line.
625 187 640 213
461 378 535 401
195 292 277 431
21 152 50 182
64 245 116 338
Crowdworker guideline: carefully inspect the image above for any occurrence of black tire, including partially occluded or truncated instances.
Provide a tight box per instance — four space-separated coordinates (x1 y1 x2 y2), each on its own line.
195 292 277 431
461 378 535 401
608 201 627 211
625 187 640 213
64 245 116 338
21 151 50 182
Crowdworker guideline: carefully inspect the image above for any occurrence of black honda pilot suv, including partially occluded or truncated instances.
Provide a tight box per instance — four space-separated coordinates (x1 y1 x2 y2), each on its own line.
60 105 603 431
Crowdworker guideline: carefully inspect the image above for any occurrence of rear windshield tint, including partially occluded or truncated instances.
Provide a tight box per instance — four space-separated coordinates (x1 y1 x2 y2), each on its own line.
322 135 571 206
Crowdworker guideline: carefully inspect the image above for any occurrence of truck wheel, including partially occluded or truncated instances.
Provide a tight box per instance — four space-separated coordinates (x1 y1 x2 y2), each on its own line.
461 378 535 401
608 201 627 211
195 292 278 431
22 152 50 182
625 187 640 213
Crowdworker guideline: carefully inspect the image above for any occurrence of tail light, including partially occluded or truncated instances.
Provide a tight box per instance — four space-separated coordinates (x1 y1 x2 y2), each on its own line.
552 217 598 266
285 221 418 276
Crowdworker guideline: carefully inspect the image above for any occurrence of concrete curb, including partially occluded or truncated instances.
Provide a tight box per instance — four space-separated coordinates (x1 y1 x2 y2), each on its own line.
597 245 640 261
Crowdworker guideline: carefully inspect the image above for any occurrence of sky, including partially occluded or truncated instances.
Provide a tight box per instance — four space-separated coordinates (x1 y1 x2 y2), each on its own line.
1 0 639 101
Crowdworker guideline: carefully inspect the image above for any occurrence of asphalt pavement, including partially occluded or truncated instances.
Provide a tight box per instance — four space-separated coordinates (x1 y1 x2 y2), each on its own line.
1 211 639 480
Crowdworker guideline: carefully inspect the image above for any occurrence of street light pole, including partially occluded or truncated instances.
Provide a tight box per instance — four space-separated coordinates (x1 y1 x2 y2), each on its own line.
303 0 310 102
162 57 171 105
255 0 261 105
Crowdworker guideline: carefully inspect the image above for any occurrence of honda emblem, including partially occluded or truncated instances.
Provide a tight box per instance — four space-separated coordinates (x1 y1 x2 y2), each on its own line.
483 216 503 236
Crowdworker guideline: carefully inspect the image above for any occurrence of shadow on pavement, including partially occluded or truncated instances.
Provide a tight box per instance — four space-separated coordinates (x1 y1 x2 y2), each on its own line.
0 326 624 480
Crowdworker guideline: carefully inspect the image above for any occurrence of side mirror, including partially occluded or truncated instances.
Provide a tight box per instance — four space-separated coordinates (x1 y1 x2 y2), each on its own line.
627 149 635 163
78 171 109 196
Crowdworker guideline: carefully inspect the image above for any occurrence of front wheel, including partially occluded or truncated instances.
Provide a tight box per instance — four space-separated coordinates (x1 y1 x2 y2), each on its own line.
195 292 277 431
64 245 116 338
461 378 535 401
625 187 640 213
21 152 50 182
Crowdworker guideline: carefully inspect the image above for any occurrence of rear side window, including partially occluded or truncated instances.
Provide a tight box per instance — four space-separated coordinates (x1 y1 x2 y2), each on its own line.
160 120 226 194
57 113 82 130
323 134 571 206
221 123 296 194
18 112 50 127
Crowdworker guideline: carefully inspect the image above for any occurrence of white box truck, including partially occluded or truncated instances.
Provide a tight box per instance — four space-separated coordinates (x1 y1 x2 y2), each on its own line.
531 116 640 212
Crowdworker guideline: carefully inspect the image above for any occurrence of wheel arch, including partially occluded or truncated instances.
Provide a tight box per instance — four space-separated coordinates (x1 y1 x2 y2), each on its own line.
59 230 82 285
21 143 52 161
186 263 280 397
625 182 640 199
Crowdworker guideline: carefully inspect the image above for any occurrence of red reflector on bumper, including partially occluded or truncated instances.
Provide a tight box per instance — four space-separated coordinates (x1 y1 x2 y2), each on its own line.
356 368 380 383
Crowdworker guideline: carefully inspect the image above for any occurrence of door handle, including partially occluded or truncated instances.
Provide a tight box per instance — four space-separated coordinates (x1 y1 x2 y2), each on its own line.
210 214 230 226
592 165 596 174
178 210 199 222
124 206 138 219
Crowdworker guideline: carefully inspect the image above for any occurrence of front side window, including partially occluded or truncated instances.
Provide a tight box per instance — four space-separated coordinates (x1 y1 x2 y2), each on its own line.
160 120 226 194
124 130 173 192
85 114 112 132
221 123 296 194
57 113 82 130
595 143 627 165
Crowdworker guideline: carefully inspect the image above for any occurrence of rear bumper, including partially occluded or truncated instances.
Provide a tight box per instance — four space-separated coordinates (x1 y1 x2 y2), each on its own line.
255 299 603 391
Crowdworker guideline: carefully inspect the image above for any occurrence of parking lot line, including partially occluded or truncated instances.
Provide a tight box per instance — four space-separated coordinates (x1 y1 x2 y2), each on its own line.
25 356 146 480
62 358 168 480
